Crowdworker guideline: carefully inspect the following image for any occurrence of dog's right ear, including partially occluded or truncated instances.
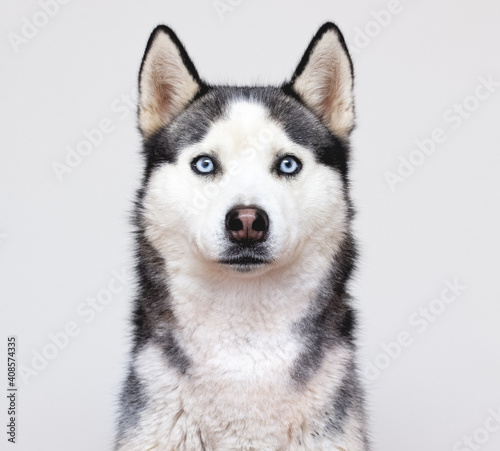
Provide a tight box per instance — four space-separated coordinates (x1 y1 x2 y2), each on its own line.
138 26 204 138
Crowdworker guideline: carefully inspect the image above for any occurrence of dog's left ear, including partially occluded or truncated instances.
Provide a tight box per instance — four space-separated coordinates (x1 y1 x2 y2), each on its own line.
285 23 355 139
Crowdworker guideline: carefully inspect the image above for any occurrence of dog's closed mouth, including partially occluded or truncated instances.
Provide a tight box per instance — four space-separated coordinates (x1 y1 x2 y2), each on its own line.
219 256 271 266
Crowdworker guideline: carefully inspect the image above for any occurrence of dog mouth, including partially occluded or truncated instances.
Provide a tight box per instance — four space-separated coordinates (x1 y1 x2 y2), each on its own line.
219 256 271 266
218 252 272 272
218 241 273 272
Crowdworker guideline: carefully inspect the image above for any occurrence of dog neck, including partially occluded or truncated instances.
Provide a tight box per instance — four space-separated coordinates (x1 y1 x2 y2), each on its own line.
164 243 339 335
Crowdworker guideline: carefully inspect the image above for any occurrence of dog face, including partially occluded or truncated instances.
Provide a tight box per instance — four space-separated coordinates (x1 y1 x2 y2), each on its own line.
138 24 355 276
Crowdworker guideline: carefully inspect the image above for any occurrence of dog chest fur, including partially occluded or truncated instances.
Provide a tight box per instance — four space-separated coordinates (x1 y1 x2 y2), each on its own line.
118 260 360 450
129 331 351 450
130 346 350 451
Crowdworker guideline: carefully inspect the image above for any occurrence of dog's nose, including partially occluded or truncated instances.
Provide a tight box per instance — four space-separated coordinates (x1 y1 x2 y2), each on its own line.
225 207 269 242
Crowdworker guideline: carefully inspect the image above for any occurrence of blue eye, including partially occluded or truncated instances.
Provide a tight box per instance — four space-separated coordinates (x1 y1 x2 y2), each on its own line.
193 156 215 174
278 156 301 176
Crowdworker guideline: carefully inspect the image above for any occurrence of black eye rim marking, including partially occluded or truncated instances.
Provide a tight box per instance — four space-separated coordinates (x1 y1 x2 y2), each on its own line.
191 153 221 176
274 154 303 177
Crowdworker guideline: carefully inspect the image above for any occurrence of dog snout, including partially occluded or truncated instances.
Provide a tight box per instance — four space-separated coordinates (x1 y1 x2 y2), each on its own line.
225 206 269 243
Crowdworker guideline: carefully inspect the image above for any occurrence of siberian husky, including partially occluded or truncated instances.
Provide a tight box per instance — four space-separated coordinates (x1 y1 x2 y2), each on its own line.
115 22 369 451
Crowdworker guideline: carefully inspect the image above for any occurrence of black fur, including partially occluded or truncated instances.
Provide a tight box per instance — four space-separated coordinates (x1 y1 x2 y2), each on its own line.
115 367 147 444
290 232 358 386
129 218 191 374
326 361 368 442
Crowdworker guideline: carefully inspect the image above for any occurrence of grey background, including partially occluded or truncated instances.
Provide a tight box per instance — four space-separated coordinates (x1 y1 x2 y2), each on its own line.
1 0 500 450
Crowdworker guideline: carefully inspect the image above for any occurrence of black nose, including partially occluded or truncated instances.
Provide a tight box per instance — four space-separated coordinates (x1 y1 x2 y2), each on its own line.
225 206 269 242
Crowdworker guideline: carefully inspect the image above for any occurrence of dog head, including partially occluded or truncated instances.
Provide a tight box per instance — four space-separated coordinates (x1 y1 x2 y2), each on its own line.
137 24 355 277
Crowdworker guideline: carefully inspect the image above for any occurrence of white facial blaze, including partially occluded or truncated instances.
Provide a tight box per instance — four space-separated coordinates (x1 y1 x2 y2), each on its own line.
143 100 348 281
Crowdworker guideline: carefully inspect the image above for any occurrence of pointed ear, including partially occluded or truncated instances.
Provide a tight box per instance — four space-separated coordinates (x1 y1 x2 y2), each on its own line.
138 26 204 138
285 23 355 139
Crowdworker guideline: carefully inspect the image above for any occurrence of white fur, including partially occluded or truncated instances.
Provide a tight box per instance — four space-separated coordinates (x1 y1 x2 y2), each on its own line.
122 343 350 451
119 101 359 450
143 101 348 275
